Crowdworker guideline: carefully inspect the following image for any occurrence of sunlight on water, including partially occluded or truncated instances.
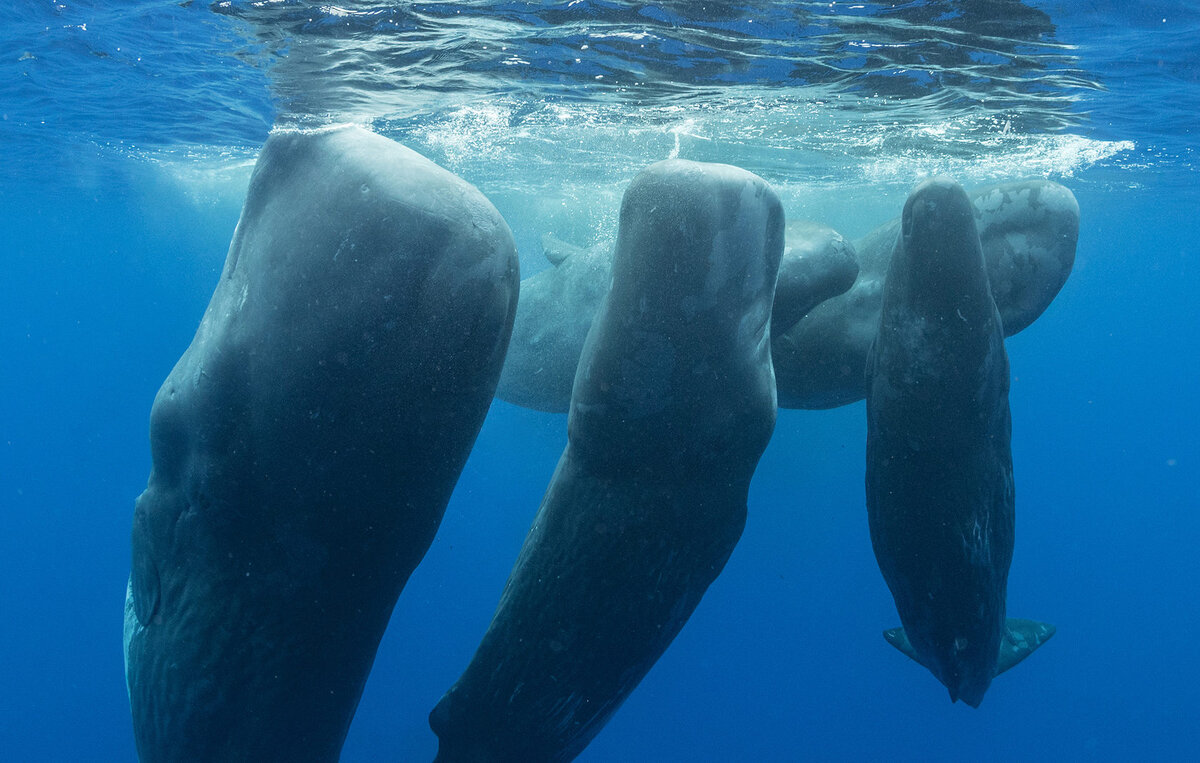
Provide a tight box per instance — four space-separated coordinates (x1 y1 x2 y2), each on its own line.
377 94 1137 198
128 92 1135 262
7 0 1185 201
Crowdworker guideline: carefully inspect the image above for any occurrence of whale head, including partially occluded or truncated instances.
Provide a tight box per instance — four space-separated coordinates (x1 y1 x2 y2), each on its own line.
894 176 989 312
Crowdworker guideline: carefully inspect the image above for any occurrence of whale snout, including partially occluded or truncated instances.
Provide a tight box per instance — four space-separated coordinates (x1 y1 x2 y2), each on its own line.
902 176 976 243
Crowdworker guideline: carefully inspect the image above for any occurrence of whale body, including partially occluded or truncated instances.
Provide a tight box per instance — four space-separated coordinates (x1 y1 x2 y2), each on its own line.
498 219 856 412
864 177 1053 708
776 179 1079 408
431 159 783 761
123 125 518 761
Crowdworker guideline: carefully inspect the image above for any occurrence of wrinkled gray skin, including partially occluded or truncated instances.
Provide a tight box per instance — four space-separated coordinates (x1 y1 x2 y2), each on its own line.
431 159 783 762
123 126 519 762
776 179 1079 408
497 220 856 412
498 179 1077 413
865 177 1053 709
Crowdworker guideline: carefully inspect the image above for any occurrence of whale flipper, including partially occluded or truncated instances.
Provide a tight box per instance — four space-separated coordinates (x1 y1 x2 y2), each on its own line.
884 618 1055 680
882 627 928 670
541 231 588 266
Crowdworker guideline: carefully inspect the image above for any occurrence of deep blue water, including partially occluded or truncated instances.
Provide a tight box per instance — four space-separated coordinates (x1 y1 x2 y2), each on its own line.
2 1 1198 760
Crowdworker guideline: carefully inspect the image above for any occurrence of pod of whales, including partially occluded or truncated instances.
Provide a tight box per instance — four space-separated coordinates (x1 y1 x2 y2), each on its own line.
121 133 1070 757
864 177 1053 708
123 125 519 761
430 159 783 761
497 179 1078 412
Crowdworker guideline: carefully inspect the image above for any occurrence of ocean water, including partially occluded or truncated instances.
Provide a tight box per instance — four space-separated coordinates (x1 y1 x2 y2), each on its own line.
1 1 1197 760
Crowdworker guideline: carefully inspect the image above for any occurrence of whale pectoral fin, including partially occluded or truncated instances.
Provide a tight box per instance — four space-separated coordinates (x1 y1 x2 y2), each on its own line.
883 627 933 671
541 232 586 266
995 618 1056 676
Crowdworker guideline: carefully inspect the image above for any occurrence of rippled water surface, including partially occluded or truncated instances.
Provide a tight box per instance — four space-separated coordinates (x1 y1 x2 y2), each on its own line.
6 0 1194 191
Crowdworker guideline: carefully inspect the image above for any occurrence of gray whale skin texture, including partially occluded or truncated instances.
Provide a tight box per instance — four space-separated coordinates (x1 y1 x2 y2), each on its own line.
430 159 783 762
498 179 1078 412
123 125 519 762
865 177 1054 708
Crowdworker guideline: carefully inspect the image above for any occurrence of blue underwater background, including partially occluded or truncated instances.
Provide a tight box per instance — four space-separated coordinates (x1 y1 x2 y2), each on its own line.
1 1 1198 760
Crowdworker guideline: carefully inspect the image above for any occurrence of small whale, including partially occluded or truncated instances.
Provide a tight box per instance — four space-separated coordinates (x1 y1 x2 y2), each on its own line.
864 177 1054 708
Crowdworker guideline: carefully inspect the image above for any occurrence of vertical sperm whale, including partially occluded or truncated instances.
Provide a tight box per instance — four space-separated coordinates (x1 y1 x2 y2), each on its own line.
431 159 784 761
123 125 518 761
865 177 1053 708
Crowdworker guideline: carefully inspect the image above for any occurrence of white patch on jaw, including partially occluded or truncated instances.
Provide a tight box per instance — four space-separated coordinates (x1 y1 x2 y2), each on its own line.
122 578 140 701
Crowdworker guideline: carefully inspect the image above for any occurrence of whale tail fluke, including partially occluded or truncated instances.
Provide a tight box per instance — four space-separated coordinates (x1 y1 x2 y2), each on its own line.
882 617 1056 683
882 625 924 668
995 618 1056 675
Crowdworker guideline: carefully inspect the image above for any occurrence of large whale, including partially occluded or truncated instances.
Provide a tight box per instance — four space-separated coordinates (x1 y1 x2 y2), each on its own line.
496 179 1077 412
497 219 857 412
123 125 519 761
430 159 783 761
864 177 1053 708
